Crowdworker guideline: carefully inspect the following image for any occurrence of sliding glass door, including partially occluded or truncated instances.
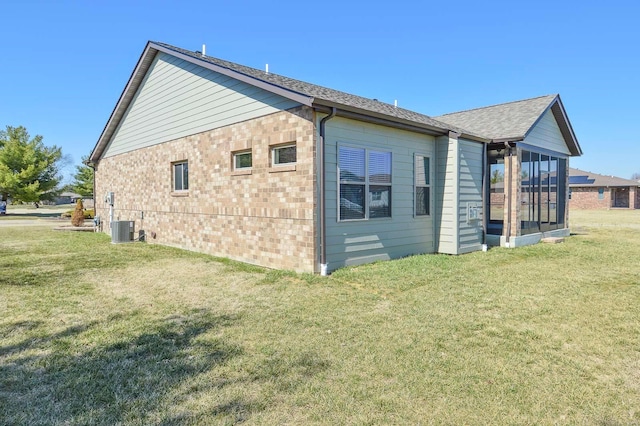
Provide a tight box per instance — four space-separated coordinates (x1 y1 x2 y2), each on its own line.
520 149 567 235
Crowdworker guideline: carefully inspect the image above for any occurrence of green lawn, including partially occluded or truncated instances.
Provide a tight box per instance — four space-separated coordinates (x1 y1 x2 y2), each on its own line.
1 210 639 424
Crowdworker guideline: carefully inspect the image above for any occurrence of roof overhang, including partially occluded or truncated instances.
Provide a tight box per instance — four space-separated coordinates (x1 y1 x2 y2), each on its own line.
89 41 539 164
312 102 490 142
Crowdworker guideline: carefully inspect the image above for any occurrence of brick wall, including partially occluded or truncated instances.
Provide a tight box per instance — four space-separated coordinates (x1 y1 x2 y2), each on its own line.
95 106 318 272
570 186 640 210
569 187 611 209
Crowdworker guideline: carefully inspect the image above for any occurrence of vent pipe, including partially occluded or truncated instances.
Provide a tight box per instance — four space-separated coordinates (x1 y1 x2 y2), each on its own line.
202 44 206 56
265 63 269 74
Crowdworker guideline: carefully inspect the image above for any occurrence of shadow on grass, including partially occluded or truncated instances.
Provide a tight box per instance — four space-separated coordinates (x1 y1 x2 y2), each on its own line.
0 310 247 424
0 322 94 357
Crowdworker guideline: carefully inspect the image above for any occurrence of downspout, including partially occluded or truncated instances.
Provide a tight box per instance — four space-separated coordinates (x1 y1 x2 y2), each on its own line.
481 142 488 251
504 142 512 247
318 107 337 276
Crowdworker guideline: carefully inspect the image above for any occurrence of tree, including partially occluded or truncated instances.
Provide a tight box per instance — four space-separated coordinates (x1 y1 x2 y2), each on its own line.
631 172 640 181
0 126 63 203
71 155 94 198
490 169 504 184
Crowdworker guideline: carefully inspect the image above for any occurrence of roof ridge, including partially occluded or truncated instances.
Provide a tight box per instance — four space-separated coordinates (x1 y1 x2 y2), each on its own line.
569 167 640 185
155 42 412 108
151 41 475 136
436 94 557 117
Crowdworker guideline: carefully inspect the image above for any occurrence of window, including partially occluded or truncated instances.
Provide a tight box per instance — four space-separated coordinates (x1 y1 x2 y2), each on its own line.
415 155 430 216
338 146 391 220
233 150 252 170
518 149 567 235
172 161 188 191
598 188 605 199
272 144 296 165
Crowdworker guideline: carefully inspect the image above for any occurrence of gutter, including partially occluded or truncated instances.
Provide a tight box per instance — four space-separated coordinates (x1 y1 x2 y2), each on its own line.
318 107 337 276
313 104 489 143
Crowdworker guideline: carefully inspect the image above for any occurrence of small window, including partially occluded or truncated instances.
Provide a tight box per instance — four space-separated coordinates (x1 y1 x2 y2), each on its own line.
598 188 604 199
172 161 189 191
234 150 252 170
415 155 430 216
272 144 296 165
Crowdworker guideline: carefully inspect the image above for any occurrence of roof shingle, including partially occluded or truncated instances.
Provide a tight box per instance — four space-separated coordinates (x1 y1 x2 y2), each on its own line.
153 42 477 137
434 95 557 140
569 168 640 187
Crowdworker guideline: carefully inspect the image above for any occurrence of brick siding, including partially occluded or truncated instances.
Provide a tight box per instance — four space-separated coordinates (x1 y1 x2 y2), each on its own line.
569 186 640 209
95 106 317 272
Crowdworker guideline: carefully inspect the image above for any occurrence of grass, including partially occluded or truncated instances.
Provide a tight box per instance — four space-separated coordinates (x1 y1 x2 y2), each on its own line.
1 210 639 424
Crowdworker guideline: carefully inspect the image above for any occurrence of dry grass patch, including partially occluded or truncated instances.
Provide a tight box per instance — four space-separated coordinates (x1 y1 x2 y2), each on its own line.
1 211 639 424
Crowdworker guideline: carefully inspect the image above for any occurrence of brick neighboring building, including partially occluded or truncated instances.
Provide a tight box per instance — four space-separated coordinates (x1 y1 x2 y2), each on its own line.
89 41 582 274
569 168 640 209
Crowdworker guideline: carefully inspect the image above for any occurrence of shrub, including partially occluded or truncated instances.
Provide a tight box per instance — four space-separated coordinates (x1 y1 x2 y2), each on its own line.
71 199 85 226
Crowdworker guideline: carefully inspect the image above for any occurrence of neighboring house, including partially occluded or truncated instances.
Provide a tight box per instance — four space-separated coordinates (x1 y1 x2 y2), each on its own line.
569 168 640 209
88 41 582 274
54 192 83 205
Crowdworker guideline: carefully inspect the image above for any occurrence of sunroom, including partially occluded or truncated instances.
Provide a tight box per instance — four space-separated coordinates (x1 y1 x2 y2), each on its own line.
435 94 582 248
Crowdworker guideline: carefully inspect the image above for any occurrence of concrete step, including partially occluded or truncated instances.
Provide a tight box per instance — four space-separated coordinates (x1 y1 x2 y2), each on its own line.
541 237 564 244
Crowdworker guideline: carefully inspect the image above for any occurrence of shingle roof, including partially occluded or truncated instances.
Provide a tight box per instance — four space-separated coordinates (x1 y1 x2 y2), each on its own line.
434 95 558 140
569 168 640 188
90 41 581 163
153 42 475 137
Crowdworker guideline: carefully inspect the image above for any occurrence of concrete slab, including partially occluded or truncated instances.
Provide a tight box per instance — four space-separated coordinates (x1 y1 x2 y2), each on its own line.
541 237 564 244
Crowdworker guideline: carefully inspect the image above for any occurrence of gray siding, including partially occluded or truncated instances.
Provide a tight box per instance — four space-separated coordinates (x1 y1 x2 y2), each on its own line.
103 52 300 158
435 135 458 254
323 117 435 272
524 109 571 155
457 139 484 253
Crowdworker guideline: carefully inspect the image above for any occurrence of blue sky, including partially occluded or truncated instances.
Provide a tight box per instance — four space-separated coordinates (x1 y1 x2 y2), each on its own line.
1 0 638 181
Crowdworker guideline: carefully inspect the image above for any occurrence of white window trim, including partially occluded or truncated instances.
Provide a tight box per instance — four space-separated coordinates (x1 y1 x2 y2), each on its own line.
172 160 189 192
233 150 252 171
271 143 297 166
414 153 431 217
337 144 392 222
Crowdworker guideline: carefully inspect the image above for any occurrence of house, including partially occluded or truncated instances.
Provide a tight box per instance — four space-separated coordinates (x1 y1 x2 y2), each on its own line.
54 191 83 205
569 168 640 209
88 41 582 274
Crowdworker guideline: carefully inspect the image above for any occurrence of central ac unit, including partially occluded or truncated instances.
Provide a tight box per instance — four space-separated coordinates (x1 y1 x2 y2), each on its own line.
111 221 135 243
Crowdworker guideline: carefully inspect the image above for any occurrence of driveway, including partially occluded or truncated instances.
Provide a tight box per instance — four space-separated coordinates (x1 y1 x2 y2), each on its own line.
0 205 74 227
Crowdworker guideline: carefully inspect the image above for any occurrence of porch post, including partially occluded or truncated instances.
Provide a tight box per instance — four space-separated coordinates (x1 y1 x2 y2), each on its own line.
502 145 520 243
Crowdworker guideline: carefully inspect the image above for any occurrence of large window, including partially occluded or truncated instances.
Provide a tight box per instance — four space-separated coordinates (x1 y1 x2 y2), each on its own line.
339 146 391 220
172 161 189 191
415 155 430 216
520 150 566 234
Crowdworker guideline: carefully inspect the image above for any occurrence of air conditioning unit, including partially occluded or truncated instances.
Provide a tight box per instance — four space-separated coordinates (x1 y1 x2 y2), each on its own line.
111 221 135 243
